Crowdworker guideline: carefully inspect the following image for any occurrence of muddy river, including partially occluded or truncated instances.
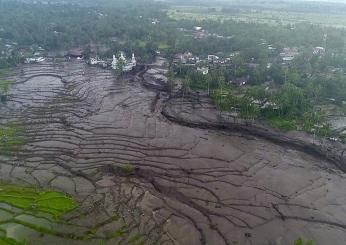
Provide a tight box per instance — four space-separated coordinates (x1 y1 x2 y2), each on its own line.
0 61 346 245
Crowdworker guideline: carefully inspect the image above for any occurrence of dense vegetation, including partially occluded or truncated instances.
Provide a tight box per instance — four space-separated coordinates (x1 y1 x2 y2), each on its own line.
0 0 177 63
167 5 346 136
174 52 345 134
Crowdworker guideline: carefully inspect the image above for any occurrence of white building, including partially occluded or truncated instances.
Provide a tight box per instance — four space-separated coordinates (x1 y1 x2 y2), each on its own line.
197 67 209 75
208 55 220 63
111 55 118 70
112 52 136 72
313 46 325 55
25 57 45 64
90 57 107 68
90 58 98 65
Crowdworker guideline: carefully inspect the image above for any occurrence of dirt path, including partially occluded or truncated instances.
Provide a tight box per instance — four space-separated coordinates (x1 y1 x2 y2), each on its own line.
0 61 346 245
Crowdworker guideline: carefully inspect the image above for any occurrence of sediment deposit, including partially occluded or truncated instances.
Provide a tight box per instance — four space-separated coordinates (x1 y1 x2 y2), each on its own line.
0 61 346 245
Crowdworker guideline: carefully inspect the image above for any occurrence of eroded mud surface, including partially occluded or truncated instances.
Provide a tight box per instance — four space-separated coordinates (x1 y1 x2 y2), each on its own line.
1 61 346 245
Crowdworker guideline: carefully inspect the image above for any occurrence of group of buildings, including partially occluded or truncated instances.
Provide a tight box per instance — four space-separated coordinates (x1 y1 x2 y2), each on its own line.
173 43 327 79
0 40 48 64
88 52 137 72
22 46 138 73
173 52 232 66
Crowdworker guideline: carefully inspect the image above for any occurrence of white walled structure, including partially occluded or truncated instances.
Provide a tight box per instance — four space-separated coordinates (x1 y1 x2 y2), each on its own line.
111 52 137 72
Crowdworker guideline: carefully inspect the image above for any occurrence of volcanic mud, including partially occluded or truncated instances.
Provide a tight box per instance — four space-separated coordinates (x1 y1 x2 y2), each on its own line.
162 95 346 172
0 61 346 245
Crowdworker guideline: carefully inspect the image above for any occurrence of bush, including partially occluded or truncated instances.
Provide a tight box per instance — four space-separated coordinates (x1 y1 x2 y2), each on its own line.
0 94 7 103
294 237 315 245
269 117 297 131
117 163 136 175
340 133 346 144
0 79 13 93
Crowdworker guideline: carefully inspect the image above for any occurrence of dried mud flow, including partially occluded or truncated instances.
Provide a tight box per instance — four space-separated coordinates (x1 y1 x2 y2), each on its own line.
1 61 346 245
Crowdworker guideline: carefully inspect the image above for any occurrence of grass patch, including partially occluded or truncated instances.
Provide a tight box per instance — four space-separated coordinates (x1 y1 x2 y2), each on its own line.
340 132 346 144
0 183 79 244
0 184 77 218
168 7 346 28
117 163 136 175
158 43 170 50
108 224 129 239
137 41 147 48
0 68 11 76
0 235 25 245
268 117 297 132
0 80 13 93
0 122 26 155
295 237 315 245
0 68 13 100
128 234 143 244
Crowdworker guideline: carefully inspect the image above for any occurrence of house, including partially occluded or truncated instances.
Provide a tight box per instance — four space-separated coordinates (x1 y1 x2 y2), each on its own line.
195 31 206 39
90 57 99 65
261 101 278 110
208 55 220 63
173 53 184 64
151 18 159 24
89 57 108 68
268 46 276 51
197 67 209 75
247 63 259 69
280 47 299 62
313 46 325 55
67 48 83 58
25 57 45 64
173 52 195 64
282 56 294 62
230 52 240 57
229 75 250 86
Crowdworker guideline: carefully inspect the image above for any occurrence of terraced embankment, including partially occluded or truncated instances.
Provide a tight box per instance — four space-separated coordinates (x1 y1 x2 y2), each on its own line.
0 60 346 244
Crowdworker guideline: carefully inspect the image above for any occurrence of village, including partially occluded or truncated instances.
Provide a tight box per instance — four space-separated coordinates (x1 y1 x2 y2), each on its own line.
0 23 330 81
168 26 329 87
15 46 138 72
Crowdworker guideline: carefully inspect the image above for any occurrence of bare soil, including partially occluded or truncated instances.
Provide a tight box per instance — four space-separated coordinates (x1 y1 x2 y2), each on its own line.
0 61 345 245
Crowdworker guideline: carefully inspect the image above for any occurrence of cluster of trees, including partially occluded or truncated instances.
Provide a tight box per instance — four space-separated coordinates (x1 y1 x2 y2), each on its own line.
1 0 346 67
173 49 346 135
168 19 345 56
0 0 180 63
209 81 331 135
2 0 345 59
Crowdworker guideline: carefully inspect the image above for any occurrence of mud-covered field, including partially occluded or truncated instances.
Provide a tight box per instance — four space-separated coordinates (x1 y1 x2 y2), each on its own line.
0 61 346 245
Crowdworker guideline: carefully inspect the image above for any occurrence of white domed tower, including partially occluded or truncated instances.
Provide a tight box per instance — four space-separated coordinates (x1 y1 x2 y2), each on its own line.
131 53 136 66
119 52 126 62
112 55 118 70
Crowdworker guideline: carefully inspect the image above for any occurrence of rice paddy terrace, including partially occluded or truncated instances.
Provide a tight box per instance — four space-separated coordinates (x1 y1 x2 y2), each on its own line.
0 60 346 244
